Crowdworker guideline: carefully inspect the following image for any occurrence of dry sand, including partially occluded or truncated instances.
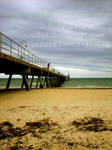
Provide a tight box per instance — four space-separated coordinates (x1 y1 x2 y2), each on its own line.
0 88 112 150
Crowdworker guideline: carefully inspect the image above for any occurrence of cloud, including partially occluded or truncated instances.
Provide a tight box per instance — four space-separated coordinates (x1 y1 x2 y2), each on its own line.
0 0 112 77
55 65 112 78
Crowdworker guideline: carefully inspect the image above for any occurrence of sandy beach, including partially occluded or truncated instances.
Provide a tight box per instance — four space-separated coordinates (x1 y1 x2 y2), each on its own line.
0 88 112 150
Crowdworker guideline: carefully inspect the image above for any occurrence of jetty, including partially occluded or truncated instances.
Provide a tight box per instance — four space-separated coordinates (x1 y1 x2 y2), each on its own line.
0 33 67 90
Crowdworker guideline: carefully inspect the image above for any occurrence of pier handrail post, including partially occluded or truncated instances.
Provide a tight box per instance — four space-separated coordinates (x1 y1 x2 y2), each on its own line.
18 44 19 59
23 47 25 61
21 45 22 60
0 32 2 53
10 39 12 56
28 52 30 62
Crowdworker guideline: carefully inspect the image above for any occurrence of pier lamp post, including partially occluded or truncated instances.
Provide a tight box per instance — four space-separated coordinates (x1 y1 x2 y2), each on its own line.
21 40 27 48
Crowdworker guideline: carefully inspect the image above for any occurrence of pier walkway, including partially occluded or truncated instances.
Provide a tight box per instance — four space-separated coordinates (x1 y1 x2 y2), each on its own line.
0 33 66 90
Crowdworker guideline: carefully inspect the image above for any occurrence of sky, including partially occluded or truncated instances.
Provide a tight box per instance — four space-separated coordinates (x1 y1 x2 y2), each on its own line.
0 0 112 78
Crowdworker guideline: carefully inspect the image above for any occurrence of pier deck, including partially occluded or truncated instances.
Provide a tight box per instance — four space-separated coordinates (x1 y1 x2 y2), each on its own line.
0 33 66 90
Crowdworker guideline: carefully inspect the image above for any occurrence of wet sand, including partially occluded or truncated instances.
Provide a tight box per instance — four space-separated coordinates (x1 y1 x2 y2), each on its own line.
0 88 112 150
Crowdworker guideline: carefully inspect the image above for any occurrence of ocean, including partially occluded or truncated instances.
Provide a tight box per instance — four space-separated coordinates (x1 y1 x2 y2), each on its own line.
61 78 112 88
0 78 112 89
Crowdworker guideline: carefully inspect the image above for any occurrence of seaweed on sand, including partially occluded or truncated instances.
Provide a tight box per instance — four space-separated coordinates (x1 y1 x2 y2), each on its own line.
0 118 58 140
72 117 112 132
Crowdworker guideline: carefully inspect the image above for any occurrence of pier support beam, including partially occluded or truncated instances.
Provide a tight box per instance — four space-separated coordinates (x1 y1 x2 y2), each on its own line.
30 75 34 89
6 74 12 90
49 77 53 88
45 76 49 88
40 76 43 88
21 74 30 91
37 76 43 88
21 80 24 89
36 76 39 88
53 77 57 88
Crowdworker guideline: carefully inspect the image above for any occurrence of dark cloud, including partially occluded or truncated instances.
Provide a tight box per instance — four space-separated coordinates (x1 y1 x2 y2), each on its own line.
0 0 112 77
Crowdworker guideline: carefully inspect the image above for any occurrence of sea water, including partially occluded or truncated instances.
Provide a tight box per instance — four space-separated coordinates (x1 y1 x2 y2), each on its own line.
0 78 37 89
61 78 112 88
0 78 112 89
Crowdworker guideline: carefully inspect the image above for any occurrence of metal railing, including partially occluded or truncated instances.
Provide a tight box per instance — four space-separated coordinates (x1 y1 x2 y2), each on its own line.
0 32 48 68
0 32 64 76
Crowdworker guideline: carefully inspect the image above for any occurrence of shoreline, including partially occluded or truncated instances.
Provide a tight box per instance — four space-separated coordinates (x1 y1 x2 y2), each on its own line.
1 87 112 91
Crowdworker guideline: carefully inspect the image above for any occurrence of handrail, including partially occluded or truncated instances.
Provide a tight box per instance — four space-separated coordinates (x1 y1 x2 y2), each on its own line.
0 32 64 76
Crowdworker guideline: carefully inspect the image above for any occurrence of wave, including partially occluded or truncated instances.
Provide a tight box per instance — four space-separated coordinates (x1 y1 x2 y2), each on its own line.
60 86 112 89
